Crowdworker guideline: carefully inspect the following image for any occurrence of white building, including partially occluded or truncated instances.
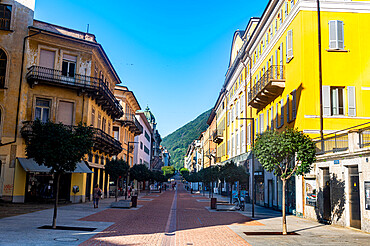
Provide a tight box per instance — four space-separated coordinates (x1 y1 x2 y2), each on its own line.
134 112 153 168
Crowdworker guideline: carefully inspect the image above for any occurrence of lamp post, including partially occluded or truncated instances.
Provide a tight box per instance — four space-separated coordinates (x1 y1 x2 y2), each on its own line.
237 117 255 218
125 141 138 200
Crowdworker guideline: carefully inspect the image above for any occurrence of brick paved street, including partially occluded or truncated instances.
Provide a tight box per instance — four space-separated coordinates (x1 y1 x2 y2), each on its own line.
80 182 252 246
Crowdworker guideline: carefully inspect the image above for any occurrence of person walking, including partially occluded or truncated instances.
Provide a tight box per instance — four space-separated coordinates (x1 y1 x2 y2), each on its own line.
93 184 102 208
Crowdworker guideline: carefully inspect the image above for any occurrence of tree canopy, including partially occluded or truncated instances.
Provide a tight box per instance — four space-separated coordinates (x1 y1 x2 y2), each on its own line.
105 158 130 182
25 120 94 173
130 164 150 182
253 128 316 181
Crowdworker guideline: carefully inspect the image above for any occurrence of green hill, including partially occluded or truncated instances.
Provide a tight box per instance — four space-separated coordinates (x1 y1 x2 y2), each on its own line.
162 109 212 170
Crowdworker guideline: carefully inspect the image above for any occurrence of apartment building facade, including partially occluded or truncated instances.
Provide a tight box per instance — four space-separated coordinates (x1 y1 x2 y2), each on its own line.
0 0 127 203
198 0 370 232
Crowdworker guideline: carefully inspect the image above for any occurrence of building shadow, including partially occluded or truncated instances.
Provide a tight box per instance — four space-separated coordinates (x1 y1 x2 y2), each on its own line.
315 174 345 224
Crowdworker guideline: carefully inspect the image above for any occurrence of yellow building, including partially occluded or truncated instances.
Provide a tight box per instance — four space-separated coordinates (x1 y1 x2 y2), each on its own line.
209 0 370 232
0 0 124 203
114 85 143 167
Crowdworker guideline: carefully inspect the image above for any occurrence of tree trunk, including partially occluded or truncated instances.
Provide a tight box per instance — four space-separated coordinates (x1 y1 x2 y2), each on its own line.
52 172 61 229
115 178 119 202
282 179 287 235
230 183 232 204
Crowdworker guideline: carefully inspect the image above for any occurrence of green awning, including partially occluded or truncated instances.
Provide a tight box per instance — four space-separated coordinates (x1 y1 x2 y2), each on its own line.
17 158 93 173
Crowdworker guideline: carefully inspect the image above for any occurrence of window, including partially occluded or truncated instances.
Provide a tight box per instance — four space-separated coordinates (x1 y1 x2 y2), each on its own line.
140 141 143 150
108 122 111 135
329 20 344 50
286 94 290 123
57 101 73 125
270 106 274 130
241 129 245 152
145 131 150 141
275 103 279 128
291 89 297 120
94 154 99 164
144 145 150 155
97 113 102 129
0 4 12 30
285 1 288 17
102 117 106 132
331 87 344 115
91 107 95 127
347 86 356 117
286 30 293 62
61 54 76 78
259 113 264 133
247 124 251 145
39 49 55 69
88 153 93 162
236 132 239 155
280 98 284 127
0 49 6 88
291 0 295 10
113 126 119 140
266 109 269 130
35 98 51 123
280 10 283 25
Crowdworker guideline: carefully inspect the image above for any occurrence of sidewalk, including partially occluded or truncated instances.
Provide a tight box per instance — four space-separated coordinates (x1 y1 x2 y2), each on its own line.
0 192 149 246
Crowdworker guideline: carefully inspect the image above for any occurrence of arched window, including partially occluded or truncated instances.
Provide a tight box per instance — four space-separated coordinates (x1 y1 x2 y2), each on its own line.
0 49 6 88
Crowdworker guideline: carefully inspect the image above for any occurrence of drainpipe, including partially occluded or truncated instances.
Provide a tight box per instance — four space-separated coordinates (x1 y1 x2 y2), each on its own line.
317 0 324 149
0 30 42 147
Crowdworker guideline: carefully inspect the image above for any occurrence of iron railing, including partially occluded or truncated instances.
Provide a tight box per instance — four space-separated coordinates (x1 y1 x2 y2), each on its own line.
315 133 348 155
21 121 122 156
359 127 370 148
26 66 123 118
0 17 11 30
119 113 143 135
212 129 224 143
248 65 285 104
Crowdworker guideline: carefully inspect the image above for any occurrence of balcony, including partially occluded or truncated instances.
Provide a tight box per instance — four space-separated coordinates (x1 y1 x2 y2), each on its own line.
26 66 123 119
116 113 143 136
248 65 285 110
212 129 224 144
21 121 122 156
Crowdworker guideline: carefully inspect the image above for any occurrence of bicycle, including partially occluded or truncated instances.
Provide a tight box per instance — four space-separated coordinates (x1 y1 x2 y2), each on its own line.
233 196 245 211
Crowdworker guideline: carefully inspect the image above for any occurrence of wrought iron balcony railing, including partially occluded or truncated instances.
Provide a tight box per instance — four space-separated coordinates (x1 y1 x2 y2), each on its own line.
248 65 285 110
26 66 123 119
212 129 224 144
315 133 348 155
21 121 122 156
359 127 370 148
117 113 143 136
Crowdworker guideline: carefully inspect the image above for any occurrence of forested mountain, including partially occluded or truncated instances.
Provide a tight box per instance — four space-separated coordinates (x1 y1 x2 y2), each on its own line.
162 109 212 170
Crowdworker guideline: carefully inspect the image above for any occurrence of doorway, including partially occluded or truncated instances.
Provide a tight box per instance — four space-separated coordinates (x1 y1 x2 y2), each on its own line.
349 166 361 229
322 168 331 221
268 179 273 208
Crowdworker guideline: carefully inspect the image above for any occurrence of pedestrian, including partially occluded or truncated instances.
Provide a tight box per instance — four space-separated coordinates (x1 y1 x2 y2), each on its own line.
128 185 132 198
93 184 102 208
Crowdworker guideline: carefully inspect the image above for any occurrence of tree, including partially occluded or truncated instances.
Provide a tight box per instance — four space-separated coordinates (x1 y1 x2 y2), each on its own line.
162 166 175 179
24 120 93 229
219 162 248 203
253 128 316 235
105 158 129 201
130 164 150 192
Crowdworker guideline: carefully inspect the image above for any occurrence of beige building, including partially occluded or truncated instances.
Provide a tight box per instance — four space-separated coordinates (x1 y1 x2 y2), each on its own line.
0 0 124 203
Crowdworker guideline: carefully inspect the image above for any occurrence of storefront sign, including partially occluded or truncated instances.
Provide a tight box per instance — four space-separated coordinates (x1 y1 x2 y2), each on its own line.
365 181 370 210
305 179 317 206
334 160 340 164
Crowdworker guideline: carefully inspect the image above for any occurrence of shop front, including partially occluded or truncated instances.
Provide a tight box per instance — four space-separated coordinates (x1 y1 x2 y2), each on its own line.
13 158 92 203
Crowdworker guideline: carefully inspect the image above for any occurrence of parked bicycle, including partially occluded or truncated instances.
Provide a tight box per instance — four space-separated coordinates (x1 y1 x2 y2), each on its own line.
233 196 245 211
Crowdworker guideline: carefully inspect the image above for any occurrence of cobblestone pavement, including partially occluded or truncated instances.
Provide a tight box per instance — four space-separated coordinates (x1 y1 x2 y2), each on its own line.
80 183 252 246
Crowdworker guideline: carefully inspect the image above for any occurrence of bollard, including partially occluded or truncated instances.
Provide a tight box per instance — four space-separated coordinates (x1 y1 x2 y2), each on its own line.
131 195 138 208
211 197 217 209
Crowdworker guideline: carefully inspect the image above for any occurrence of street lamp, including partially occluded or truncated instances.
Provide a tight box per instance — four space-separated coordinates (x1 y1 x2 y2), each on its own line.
125 141 138 200
236 117 255 218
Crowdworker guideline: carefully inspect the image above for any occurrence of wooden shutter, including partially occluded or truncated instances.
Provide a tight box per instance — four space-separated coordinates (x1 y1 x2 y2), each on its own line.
276 103 279 128
286 30 293 61
337 21 344 49
286 94 290 122
329 20 337 49
347 86 356 116
280 98 284 126
247 124 251 144
39 49 55 69
322 86 331 116
57 101 73 125
292 89 297 120
271 106 274 130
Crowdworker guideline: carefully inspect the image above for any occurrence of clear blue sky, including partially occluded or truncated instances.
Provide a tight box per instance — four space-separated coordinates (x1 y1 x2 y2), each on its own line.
34 0 268 137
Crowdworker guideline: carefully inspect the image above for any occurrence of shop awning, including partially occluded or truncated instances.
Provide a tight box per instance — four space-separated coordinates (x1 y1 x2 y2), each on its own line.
218 151 252 166
17 158 93 173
